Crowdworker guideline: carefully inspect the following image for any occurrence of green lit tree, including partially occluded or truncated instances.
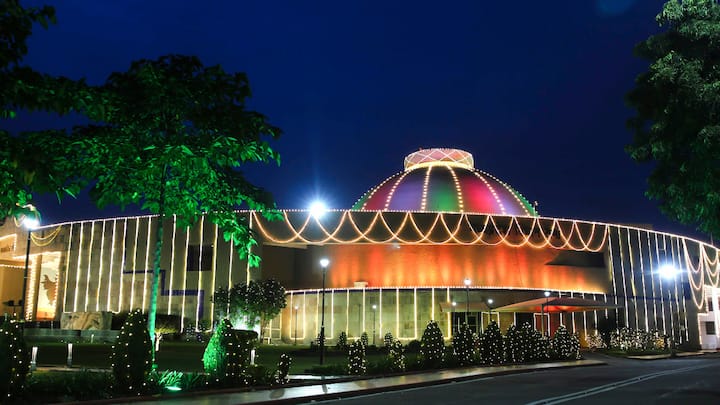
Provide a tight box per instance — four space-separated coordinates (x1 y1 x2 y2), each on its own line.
111 309 153 395
419 320 445 368
203 319 244 384
72 54 282 365
452 323 475 366
0 318 29 400
626 0 720 236
550 325 580 360
0 0 94 220
480 321 503 365
347 339 366 375
221 279 286 336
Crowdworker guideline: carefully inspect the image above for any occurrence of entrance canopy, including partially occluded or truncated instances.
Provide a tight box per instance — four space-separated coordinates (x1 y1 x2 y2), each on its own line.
493 296 621 313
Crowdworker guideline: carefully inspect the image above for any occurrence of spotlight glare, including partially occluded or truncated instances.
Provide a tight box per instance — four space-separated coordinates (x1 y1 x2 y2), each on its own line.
309 200 327 219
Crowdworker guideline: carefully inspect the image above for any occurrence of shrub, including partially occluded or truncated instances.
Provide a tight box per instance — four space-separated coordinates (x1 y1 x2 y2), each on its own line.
0 318 30 401
360 332 369 348
550 325 580 360
480 321 503 365
348 339 367 375
505 324 529 363
527 328 550 361
387 339 406 372
336 331 349 351
111 309 153 395
405 339 421 353
202 319 244 384
273 354 292 385
452 323 475 366
305 363 347 375
383 332 395 347
419 320 445 368
26 370 115 402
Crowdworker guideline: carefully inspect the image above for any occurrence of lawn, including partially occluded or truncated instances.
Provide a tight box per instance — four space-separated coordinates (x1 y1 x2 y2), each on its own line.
29 340 391 374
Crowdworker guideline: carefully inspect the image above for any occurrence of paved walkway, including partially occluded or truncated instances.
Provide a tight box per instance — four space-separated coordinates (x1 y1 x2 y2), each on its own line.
104 359 603 405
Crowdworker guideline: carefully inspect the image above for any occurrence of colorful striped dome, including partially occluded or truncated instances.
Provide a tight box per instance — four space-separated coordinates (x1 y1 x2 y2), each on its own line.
352 148 537 216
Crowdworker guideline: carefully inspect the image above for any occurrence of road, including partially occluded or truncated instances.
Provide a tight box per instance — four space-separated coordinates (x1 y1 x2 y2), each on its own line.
309 353 720 404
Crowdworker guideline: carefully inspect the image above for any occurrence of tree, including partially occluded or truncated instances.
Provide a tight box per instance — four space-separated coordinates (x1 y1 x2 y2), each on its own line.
626 0 720 236
347 339 366 375
111 309 153 396
0 0 92 221
452 323 475 366
0 318 29 400
73 55 282 365
218 279 286 337
203 319 244 384
419 320 445 368
480 321 503 365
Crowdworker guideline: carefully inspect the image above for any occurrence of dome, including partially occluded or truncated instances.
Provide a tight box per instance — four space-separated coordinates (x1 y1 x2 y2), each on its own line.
352 148 538 216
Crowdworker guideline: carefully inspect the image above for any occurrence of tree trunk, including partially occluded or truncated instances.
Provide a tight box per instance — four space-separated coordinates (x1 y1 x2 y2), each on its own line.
147 165 167 368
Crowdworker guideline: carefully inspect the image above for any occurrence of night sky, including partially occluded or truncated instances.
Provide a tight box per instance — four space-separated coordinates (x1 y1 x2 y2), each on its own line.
7 1 703 240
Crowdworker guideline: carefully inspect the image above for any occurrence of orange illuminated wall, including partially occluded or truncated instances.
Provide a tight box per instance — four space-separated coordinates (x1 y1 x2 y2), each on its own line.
324 244 611 293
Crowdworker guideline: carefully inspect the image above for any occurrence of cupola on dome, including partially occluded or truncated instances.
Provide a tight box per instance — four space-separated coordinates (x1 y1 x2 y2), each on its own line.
352 148 537 216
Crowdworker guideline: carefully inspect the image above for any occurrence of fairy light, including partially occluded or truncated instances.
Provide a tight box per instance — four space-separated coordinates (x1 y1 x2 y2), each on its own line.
73 222 84 312
663 235 676 338
420 165 432 211
646 230 659 331
345 289 350 335
62 223 73 313
384 171 410 210
447 165 465 212
479 170 535 216
180 227 189 332
378 288 383 340
84 221 96 312
330 289 335 339
472 171 506 215
245 214 253 285
107 220 117 310
196 216 205 330
167 215 177 315
674 237 690 341
142 218 152 311
625 228 639 330
362 287 366 333
446 288 451 337
395 287 400 338
637 229 649 330
209 223 219 326
94 220 106 311
129 218 140 310
616 227 630 327
118 218 128 312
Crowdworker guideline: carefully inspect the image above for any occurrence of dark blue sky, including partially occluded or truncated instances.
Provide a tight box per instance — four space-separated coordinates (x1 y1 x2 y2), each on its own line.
8 0 703 239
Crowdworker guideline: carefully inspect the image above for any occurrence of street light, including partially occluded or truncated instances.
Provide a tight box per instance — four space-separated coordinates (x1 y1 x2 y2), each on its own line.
371 304 377 346
319 257 330 365
463 278 471 324
451 301 458 332
541 291 551 336
293 305 299 345
487 298 494 328
21 215 39 321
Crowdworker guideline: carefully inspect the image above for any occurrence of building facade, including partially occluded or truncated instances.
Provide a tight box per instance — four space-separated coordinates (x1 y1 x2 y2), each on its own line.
1 148 719 348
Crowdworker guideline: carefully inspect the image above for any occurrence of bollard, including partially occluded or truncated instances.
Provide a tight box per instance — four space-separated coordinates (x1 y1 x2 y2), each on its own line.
66 343 73 368
30 346 38 371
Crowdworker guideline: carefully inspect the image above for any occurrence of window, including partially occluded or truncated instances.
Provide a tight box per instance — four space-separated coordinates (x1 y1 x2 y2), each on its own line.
187 245 213 271
705 321 716 335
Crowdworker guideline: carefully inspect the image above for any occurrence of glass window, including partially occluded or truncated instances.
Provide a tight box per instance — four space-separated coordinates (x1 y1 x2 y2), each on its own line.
705 321 716 335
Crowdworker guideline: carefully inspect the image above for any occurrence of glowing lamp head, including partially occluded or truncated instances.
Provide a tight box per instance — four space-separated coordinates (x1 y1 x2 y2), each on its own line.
544 291 551 297
319 258 330 268
451 301 457 307
309 200 328 219
487 298 493 305
464 278 471 286
294 305 299 310
23 217 40 230
658 264 678 280
372 304 377 310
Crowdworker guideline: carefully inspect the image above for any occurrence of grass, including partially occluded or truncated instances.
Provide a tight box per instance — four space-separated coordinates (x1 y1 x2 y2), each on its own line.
28 340 390 374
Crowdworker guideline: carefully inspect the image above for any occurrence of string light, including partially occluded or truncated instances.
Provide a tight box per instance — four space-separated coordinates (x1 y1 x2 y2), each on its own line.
97 220 106 311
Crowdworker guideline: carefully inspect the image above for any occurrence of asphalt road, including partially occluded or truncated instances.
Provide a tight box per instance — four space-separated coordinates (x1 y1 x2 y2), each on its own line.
309 353 720 404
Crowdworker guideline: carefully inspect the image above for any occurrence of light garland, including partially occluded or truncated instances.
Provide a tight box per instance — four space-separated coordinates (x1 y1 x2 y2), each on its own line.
97 220 106 311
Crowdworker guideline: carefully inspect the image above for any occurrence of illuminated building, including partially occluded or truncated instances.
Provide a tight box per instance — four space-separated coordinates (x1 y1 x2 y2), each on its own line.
1 148 720 349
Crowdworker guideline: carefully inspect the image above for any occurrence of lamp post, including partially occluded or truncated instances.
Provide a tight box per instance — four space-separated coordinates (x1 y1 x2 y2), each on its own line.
463 278 471 325
452 301 457 332
487 298 494 328
21 215 39 322
541 291 550 336
319 257 329 365
371 304 377 346
293 305 299 345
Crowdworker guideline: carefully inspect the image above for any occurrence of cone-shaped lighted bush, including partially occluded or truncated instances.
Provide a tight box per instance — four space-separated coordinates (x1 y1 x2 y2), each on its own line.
387 339 405 372
480 321 503 365
0 318 30 401
528 327 550 361
550 325 580 360
452 323 475 366
348 339 366 375
273 354 292 385
111 309 152 395
419 320 445 368
203 319 243 382
505 324 529 363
